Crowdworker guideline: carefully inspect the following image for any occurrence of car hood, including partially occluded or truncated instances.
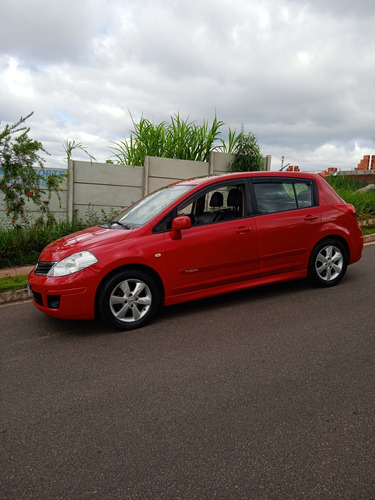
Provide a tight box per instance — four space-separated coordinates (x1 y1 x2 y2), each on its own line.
39 226 132 261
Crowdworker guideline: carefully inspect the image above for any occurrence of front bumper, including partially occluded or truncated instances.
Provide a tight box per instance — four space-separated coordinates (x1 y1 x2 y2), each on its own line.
28 268 99 320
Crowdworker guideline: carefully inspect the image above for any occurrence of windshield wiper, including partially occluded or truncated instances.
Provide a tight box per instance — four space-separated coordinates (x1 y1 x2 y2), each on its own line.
109 220 131 229
100 219 132 229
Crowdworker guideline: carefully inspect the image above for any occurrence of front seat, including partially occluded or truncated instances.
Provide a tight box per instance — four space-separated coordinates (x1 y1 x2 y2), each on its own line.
196 191 223 224
227 189 242 213
216 189 243 221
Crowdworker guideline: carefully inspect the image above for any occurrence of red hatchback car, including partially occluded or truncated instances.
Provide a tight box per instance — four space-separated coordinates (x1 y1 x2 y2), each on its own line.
28 172 363 330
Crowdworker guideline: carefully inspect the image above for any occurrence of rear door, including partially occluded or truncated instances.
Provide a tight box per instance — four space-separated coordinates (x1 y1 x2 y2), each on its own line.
252 178 322 277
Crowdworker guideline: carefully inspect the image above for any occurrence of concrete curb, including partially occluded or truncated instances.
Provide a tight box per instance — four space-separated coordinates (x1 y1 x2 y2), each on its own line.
364 233 375 244
0 233 374 306
0 288 31 305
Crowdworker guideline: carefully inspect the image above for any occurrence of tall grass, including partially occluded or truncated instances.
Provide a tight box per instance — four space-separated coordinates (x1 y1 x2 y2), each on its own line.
110 114 235 165
326 175 366 191
326 174 375 221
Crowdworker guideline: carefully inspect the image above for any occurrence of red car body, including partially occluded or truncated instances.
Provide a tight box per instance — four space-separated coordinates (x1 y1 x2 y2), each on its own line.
28 172 363 330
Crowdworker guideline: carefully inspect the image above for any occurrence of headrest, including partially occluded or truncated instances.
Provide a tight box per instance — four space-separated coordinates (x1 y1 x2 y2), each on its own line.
210 191 224 207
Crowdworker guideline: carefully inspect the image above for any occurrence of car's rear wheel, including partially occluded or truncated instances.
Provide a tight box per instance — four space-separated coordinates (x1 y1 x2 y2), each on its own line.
98 269 161 330
308 239 348 287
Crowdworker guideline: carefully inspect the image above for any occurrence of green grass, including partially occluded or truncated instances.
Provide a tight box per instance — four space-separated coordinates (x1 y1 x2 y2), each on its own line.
0 274 28 292
361 225 375 235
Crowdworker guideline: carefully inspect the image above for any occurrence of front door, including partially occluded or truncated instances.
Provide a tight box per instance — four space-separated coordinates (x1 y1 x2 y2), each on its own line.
163 181 259 297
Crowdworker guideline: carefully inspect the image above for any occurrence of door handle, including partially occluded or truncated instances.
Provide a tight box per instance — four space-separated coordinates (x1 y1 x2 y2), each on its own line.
236 227 252 234
304 215 318 222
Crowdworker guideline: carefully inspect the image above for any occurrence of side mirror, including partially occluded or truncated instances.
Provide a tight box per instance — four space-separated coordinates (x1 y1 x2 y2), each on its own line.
170 215 191 240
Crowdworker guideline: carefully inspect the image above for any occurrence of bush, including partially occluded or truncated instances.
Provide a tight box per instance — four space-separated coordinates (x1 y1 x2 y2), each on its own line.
0 219 86 268
227 133 265 172
0 205 121 268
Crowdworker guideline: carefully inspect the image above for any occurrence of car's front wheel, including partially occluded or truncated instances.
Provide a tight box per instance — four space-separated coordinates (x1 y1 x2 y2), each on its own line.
98 269 161 330
308 239 348 287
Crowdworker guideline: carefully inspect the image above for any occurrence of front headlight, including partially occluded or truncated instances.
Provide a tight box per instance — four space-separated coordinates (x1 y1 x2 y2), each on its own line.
47 251 98 277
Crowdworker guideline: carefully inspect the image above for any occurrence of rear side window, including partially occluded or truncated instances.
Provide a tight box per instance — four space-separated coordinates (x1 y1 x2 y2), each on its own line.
253 180 314 214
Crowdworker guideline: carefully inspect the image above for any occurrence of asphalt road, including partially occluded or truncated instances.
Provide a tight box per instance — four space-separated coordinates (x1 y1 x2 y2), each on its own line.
1 244 375 499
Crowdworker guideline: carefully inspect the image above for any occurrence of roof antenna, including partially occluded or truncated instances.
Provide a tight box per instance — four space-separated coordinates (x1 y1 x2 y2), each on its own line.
280 156 290 171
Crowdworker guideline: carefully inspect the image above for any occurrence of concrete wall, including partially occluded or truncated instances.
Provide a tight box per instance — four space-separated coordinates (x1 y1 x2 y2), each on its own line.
144 156 209 195
68 154 234 220
1 153 272 224
67 161 143 220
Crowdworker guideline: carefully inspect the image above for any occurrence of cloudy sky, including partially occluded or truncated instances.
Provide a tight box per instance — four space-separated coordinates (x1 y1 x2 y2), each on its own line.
1 0 375 171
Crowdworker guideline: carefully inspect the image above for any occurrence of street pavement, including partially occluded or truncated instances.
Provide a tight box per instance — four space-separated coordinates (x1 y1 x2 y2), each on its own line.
1 244 375 499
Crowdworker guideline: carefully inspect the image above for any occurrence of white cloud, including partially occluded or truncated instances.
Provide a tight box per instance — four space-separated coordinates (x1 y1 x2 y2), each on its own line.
2 57 35 98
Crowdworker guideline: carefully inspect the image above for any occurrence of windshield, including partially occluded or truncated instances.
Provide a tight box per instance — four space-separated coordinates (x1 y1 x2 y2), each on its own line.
111 184 193 228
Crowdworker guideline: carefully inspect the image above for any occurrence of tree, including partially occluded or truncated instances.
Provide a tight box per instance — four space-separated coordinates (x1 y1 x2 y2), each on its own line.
227 132 265 172
0 112 65 227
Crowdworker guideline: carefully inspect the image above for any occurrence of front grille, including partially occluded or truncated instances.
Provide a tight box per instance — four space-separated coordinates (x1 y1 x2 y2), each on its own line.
34 261 56 276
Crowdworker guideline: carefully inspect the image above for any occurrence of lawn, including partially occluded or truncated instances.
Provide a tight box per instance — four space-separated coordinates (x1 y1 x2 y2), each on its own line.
0 274 28 292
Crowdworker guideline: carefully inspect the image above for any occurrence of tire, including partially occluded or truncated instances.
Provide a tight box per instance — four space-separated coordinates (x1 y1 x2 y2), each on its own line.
98 269 161 330
308 239 348 287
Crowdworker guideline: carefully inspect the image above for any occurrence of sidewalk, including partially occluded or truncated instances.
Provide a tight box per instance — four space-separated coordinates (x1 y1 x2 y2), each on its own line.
0 265 34 278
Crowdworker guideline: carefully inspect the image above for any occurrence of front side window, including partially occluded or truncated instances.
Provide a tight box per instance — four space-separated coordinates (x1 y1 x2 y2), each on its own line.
153 181 247 233
253 180 314 214
177 182 246 226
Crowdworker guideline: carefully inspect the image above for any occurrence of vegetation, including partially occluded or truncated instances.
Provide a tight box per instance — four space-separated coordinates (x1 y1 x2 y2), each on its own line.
63 139 96 164
0 274 28 292
0 112 66 226
0 219 84 268
362 225 375 235
326 174 375 223
0 205 118 268
110 113 246 166
227 132 265 172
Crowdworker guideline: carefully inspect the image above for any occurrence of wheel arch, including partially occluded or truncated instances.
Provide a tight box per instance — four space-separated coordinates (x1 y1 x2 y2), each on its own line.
94 264 165 317
310 233 350 264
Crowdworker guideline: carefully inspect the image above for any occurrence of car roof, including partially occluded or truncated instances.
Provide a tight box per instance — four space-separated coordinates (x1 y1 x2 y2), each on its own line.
176 171 323 187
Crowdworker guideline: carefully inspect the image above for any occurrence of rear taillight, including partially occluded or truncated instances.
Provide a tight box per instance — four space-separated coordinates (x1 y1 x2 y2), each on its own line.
333 203 357 218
